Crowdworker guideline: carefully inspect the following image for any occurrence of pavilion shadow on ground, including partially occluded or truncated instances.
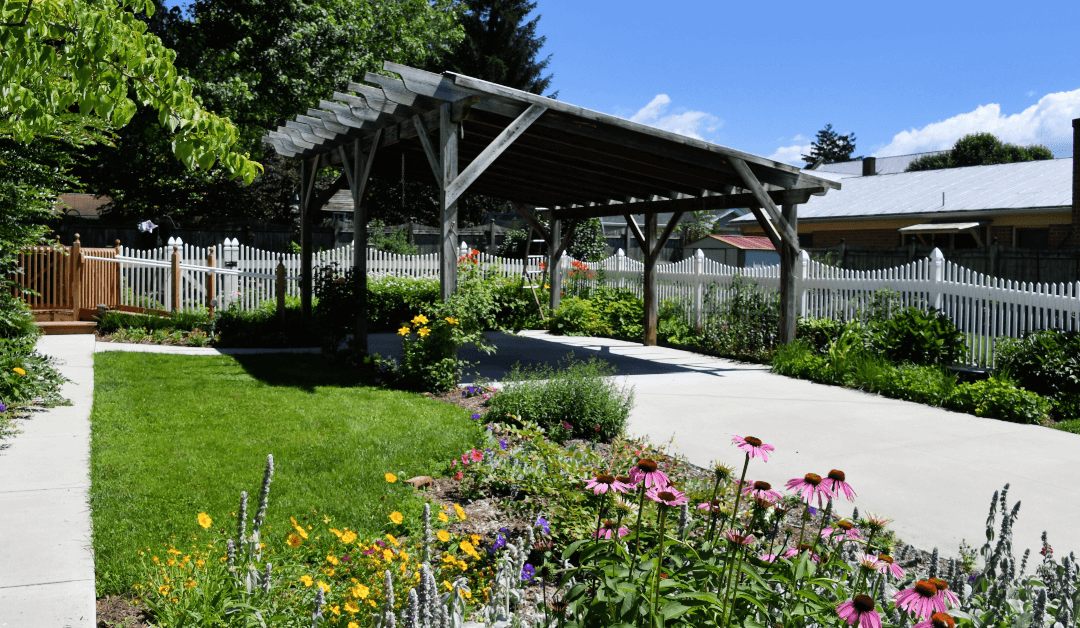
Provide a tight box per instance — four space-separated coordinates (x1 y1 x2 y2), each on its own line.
231 353 373 392
367 331 751 383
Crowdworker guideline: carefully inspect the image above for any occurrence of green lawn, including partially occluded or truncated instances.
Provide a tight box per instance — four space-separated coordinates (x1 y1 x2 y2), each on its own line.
90 352 480 594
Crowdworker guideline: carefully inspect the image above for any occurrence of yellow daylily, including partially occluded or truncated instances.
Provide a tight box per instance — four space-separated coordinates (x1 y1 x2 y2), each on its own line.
411 314 429 326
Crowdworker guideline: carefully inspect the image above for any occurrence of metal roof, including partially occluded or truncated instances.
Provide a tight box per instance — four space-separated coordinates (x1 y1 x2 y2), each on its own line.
732 158 1072 223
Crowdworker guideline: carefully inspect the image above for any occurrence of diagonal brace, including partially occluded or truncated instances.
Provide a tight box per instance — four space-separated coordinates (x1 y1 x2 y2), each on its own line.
412 114 441 183
444 104 548 207
730 157 800 251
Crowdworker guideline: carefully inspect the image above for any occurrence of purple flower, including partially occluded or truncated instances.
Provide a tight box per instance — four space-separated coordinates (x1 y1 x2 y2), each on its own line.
535 515 550 535
499 439 507 450
489 531 507 554
471 413 480 420
521 563 536 582
0 402 6 413
560 421 572 430
342 555 350 562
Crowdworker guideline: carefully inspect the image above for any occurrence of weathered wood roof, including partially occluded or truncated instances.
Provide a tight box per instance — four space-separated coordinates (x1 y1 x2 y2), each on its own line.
262 61 840 219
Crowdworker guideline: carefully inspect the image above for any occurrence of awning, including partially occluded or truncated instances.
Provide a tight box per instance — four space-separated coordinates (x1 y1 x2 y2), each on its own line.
898 221 987 246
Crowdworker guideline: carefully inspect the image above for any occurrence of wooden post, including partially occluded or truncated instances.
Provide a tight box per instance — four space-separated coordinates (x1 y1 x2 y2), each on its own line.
548 216 561 311
170 242 180 313
439 103 459 300
779 203 798 344
300 156 318 319
70 233 82 319
643 212 658 345
206 249 216 315
276 259 286 322
114 239 122 310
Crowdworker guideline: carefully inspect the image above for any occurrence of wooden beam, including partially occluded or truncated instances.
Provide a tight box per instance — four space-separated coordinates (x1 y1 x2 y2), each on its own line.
730 157 799 251
439 104 459 300
652 210 685 258
779 203 798 345
517 208 552 246
412 115 441 182
547 189 820 220
553 219 580 260
745 203 783 252
643 212 658 345
623 214 647 251
443 103 547 207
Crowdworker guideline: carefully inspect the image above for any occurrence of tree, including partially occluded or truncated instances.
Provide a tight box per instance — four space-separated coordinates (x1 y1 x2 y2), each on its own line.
905 133 1053 172
0 0 260 182
802 124 859 166
439 0 554 96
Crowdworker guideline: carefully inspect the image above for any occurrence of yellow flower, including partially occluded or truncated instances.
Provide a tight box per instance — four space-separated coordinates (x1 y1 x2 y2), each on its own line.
158 585 170 595
350 623 361 628
329 528 343 538
411 314 429 326
327 554 339 566
459 541 479 559
445 317 459 325
444 580 453 591
389 511 404 525
385 472 398 483
437 530 450 543
437 511 449 523
460 588 472 599
351 583 369 599
368 599 377 607
397 326 411 336
12 367 26 376
385 534 400 547
470 534 481 545
197 512 212 529
167 548 182 555
417 326 431 338
323 514 331 524
330 604 341 616
382 548 394 561
345 600 360 614
454 504 466 521
300 575 313 587
341 531 357 544
325 568 336 576
290 517 309 539
287 534 302 549
317 581 330 593
456 560 468 571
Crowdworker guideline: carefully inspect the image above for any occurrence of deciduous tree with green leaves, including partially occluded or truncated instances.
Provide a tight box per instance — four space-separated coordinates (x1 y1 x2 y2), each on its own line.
906 132 1053 172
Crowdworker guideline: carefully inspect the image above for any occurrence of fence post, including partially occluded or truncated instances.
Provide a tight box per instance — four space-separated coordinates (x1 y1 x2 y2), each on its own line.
797 249 810 318
206 248 216 314
222 237 239 308
928 247 945 311
459 240 469 258
170 240 180 313
693 248 704 328
276 258 286 322
70 233 82 317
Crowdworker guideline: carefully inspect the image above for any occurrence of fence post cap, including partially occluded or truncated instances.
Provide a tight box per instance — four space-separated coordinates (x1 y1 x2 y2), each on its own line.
616 248 625 257
167 237 175 245
798 249 810 262
929 247 945 262
695 248 705 258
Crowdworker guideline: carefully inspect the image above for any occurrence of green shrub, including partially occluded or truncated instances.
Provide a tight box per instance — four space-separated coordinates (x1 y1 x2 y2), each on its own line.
871 306 965 366
770 339 828 380
485 354 633 443
367 275 440 332
0 292 67 410
369 218 419 255
214 300 319 348
947 377 1051 423
95 308 211 334
590 287 643 339
657 298 693 344
796 317 844 355
694 276 779 362
995 330 1080 420
550 297 609 337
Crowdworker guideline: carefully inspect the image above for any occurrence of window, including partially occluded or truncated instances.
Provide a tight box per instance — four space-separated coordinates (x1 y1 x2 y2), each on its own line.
1016 228 1049 249
798 233 814 248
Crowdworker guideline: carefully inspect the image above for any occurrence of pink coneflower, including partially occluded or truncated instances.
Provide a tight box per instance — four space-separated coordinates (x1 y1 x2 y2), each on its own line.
647 487 688 507
584 474 632 495
759 553 780 563
783 544 820 563
732 435 775 461
837 595 882 628
742 480 782 503
928 578 959 608
822 520 863 542
697 499 725 512
628 459 669 489
785 473 830 508
593 520 630 540
913 612 956 628
823 469 856 501
857 553 883 570
722 529 756 546
876 554 905 579
894 581 946 620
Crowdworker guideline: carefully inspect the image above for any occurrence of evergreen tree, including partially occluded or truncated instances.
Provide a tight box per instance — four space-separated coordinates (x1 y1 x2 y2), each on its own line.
802 124 859 165
440 0 554 95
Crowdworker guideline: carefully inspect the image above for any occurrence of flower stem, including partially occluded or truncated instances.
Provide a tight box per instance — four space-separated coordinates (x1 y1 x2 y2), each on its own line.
652 507 668 622
594 492 608 541
705 474 722 541
633 483 647 556
719 453 750 540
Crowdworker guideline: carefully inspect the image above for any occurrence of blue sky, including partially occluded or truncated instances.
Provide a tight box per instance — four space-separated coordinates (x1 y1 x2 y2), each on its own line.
166 0 1080 164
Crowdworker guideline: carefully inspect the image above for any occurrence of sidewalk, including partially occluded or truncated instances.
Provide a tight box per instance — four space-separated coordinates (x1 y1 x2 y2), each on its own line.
0 335 96 628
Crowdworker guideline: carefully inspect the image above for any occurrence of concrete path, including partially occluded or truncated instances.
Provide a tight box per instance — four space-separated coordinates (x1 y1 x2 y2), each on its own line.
0 335 96 628
373 330 1080 560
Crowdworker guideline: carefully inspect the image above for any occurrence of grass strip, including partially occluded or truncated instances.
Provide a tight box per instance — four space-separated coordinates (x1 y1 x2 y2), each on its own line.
90 352 479 594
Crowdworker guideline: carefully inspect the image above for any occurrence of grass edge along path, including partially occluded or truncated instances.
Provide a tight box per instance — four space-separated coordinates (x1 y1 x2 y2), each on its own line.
89 352 480 595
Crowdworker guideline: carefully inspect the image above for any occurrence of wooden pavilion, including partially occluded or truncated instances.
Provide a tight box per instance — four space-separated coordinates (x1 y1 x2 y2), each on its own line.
262 61 840 352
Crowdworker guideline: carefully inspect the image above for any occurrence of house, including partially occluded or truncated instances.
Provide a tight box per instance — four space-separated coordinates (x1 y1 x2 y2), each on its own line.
55 193 110 219
733 122 1080 251
683 235 779 267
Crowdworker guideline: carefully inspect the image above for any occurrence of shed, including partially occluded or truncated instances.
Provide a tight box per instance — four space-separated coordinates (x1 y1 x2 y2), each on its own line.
685 234 779 267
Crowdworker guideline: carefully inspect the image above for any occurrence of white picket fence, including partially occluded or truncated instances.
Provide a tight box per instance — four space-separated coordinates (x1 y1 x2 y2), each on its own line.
110 239 1080 366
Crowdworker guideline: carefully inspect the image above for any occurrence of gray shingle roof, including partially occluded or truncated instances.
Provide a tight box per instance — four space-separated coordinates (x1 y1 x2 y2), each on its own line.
732 158 1072 223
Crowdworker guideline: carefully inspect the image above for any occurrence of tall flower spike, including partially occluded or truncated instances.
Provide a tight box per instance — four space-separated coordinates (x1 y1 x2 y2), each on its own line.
407 588 420 628
422 503 432 564
928 547 939 578
313 586 325 627
262 562 272 594
732 435 775 461
226 539 236 569
383 570 396 628
252 454 274 535
237 490 248 549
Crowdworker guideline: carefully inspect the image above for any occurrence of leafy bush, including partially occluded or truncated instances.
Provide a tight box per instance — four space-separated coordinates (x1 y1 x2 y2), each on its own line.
658 298 694 344
367 275 440 332
550 287 643 340
948 377 1051 424
695 276 779 361
871 306 965 366
770 339 828 380
796 316 844 354
0 292 67 410
368 218 419 255
485 354 633 443
995 330 1080 420
95 308 212 334
549 297 607 336
214 300 319 348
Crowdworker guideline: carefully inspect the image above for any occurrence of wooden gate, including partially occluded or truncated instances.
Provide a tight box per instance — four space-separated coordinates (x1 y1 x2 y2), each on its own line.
11 235 121 321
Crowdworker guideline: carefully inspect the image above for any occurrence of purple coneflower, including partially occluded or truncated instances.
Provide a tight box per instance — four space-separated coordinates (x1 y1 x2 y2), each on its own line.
786 473 830 508
823 469 857 501
759 553 780 563
584 474 632 495
894 581 946 620
822 520 863 542
593 520 630 540
913 612 956 628
876 554 905 579
697 500 724 512
628 459 669 489
857 553 882 570
928 578 959 608
647 487 688 507
742 480 782 502
837 595 882 628
721 529 756 546
783 544 819 563
731 435 775 461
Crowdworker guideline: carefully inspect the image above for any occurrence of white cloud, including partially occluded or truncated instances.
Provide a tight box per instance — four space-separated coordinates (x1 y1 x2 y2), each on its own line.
1027 90 1036 97
874 88 1080 156
792 133 807 142
768 144 812 165
629 94 721 140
